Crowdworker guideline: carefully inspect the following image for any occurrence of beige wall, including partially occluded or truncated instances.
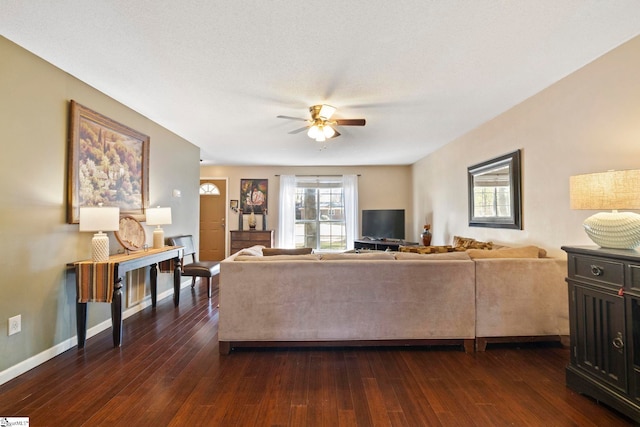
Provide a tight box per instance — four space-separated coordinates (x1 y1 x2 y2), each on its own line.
412 35 640 258
200 165 414 250
0 37 201 377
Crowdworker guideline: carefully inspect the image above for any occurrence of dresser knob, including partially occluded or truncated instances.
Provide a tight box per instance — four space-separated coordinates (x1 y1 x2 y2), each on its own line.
590 265 604 276
613 332 624 350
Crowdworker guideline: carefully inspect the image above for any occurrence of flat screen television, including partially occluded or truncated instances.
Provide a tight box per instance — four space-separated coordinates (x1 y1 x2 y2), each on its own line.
361 209 405 240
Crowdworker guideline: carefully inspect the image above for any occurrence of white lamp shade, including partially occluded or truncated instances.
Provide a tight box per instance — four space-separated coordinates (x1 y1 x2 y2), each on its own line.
146 207 172 226
79 206 120 232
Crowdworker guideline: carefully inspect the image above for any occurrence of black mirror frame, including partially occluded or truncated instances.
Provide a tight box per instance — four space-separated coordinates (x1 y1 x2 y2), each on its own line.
467 149 522 229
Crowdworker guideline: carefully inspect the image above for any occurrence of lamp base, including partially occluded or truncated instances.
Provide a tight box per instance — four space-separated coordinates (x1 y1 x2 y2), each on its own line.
153 227 165 249
583 211 640 249
92 232 110 262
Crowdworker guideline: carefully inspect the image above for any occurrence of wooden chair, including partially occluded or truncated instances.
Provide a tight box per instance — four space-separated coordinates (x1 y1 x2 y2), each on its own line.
168 235 219 298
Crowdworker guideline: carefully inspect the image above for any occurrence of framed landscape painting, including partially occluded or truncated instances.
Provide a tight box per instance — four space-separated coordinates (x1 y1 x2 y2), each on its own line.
67 100 150 224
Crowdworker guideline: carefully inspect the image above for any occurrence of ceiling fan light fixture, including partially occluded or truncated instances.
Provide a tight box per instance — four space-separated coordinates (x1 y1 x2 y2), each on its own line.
318 104 336 120
315 125 326 142
280 105 365 142
323 125 335 139
307 125 319 139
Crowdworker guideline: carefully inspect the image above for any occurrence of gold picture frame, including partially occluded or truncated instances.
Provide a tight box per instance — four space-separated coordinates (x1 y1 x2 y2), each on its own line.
67 100 150 223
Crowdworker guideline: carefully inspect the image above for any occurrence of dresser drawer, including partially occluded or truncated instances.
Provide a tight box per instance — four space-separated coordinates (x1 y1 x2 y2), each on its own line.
230 230 274 254
569 254 624 287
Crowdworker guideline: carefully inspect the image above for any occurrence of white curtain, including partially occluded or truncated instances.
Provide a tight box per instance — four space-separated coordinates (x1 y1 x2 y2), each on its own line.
278 175 297 248
343 174 359 250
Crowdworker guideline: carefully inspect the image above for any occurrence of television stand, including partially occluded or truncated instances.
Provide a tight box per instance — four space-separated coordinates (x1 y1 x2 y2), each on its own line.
354 239 418 252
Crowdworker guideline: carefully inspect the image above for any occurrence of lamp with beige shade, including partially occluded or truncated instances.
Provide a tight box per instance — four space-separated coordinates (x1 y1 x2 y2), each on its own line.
570 169 640 249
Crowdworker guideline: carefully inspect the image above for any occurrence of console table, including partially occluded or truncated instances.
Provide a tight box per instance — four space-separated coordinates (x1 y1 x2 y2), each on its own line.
70 246 183 348
562 245 640 422
354 239 418 251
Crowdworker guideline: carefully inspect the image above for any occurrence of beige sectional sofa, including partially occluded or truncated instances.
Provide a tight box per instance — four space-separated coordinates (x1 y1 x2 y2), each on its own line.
218 246 569 354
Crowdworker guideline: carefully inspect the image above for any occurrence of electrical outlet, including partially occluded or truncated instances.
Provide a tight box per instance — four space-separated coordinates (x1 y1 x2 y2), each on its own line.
8 314 21 336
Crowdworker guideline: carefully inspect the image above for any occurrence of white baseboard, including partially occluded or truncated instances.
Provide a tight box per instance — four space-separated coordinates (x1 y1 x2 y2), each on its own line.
0 280 190 386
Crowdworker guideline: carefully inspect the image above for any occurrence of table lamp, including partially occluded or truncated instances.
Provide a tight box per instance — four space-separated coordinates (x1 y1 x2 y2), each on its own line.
570 169 640 249
79 205 120 262
146 206 172 249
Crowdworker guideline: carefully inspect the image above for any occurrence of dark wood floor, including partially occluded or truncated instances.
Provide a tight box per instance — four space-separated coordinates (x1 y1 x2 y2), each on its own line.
0 276 635 426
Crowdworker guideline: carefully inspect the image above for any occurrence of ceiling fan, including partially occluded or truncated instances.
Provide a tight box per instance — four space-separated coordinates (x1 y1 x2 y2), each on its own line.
277 104 366 142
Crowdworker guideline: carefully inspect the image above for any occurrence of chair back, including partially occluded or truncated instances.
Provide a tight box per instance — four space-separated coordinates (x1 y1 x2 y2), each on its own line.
168 235 197 262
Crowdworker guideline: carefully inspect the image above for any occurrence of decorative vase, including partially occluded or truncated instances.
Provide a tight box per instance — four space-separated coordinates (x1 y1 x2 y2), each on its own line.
420 224 432 246
248 211 257 229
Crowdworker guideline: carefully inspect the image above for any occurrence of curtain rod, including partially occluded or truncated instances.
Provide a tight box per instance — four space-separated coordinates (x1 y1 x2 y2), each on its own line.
274 174 361 177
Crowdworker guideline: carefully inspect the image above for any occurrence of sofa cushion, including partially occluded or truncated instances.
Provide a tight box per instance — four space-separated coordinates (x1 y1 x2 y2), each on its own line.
235 254 321 261
320 252 396 260
452 235 476 248
262 247 313 256
399 245 465 254
395 251 471 260
466 245 541 259
453 235 493 250
235 245 265 256
467 240 493 250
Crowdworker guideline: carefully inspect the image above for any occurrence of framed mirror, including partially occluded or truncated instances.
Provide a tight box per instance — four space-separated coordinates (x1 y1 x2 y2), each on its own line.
468 149 522 229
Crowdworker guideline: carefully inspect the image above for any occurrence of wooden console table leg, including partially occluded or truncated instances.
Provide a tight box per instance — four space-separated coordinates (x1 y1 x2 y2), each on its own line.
111 277 123 347
173 257 182 307
76 302 87 349
150 262 158 307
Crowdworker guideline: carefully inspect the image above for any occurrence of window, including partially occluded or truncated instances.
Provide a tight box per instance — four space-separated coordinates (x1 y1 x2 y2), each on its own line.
279 175 358 251
294 181 346 250
199 183 220 195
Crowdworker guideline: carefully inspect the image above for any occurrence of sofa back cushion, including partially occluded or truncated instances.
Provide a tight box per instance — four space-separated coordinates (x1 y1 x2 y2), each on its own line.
467 245 541 259
235 254 321 262
262 247 313 256
395 251 471 260
320 252 396 260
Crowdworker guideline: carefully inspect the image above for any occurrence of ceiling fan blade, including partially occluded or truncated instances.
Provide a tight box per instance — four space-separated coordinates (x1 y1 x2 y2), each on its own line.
334 119 366 126
288 126 309 134
329 128 341 139
277 115 308 122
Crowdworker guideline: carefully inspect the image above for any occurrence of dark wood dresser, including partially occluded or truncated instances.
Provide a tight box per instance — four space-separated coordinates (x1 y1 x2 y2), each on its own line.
562 245 640 422
230 230 274 254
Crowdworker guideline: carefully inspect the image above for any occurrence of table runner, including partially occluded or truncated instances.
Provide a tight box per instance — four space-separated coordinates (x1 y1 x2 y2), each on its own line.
76 261 116 303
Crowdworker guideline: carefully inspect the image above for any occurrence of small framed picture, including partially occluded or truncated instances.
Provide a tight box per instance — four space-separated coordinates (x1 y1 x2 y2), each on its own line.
230 199 239 212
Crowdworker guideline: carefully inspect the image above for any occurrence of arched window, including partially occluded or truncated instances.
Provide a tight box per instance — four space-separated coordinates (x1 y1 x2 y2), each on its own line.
199 183 220 195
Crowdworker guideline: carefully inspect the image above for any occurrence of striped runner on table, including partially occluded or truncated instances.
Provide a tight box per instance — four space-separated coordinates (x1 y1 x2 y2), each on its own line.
76 262 116 303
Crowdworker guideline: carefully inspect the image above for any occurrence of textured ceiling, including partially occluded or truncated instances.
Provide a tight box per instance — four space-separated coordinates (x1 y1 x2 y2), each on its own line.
2 1 640 166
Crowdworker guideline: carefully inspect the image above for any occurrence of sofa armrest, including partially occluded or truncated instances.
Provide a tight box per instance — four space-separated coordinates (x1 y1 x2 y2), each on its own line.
475 258 568 338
